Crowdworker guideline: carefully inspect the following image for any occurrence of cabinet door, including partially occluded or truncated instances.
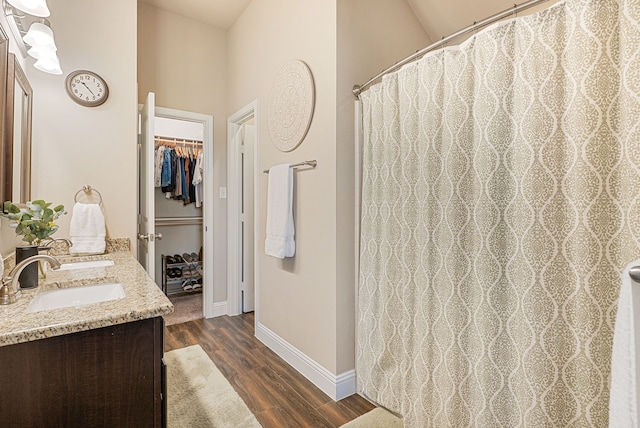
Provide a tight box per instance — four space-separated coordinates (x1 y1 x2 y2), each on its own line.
0 318 163 427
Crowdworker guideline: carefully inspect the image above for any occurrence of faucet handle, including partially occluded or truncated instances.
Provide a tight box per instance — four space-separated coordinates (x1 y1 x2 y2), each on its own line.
0 276 20 305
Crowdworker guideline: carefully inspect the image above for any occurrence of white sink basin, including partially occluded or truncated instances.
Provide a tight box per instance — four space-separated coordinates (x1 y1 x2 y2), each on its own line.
58 260 115 271
26 282 125 313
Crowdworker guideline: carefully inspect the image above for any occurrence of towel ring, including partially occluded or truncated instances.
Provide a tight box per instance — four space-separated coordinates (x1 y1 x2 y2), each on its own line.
74 185 103 205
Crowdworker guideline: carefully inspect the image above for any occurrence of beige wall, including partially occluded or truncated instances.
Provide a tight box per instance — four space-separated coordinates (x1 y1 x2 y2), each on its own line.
228 0 428 376
0 0 137 256
137 3 228 302
228 0 340 373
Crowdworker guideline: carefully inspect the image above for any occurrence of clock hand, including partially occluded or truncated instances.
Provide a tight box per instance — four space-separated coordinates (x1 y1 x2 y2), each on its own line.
81 82 95 96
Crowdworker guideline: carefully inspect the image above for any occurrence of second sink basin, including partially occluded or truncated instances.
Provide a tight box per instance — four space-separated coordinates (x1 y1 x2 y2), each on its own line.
26 283 125 313
58 260 115 271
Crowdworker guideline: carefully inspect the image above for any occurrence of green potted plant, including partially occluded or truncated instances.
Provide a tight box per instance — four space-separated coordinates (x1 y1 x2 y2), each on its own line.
4 200 67 288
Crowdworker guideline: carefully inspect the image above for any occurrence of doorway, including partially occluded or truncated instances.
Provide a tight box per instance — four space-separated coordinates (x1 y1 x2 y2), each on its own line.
227 101 259 316
138 94 215 318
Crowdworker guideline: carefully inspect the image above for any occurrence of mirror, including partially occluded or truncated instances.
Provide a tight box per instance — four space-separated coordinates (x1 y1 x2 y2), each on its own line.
0 25 7 205
3 52 32 204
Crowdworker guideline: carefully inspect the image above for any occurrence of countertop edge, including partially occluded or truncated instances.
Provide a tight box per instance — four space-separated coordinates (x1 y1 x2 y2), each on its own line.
0 251 173 347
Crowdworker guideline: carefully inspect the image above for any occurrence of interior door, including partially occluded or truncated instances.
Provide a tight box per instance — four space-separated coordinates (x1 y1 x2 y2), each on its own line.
138 92 156 276
242 124 255 312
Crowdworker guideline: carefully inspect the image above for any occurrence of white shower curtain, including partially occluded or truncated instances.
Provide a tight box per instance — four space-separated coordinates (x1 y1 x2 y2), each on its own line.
357 0 640 426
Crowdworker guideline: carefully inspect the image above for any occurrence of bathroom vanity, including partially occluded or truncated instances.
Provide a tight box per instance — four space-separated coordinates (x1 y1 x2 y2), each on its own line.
0 251 172 427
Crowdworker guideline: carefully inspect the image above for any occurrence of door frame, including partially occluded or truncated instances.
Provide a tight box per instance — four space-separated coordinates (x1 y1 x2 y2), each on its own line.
227 100 259 317
154 106 215 318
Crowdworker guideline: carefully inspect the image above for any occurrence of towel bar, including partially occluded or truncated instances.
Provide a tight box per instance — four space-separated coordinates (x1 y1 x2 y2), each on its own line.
74 185 103 205
263 160 317 174
629 266 640 282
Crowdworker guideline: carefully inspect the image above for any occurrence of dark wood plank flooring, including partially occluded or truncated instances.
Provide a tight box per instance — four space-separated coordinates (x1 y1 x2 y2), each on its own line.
164 313 375 427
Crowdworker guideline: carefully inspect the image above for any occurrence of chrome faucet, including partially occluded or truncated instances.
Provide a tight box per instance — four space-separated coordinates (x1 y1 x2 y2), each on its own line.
0 255 61 305
40 238 73 250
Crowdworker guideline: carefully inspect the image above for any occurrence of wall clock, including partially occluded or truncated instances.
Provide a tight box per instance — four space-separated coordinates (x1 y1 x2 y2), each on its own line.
65 70 109 107
267 59 315 152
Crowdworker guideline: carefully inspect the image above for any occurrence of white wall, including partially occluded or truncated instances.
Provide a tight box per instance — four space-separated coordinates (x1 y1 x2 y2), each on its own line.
0 0 138 257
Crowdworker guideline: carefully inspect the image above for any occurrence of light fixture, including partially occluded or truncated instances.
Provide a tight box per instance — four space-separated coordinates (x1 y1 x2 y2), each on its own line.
23 21 56 49
2 0 61 74
6 0 49 17
33 51 61 74
27 43 55 59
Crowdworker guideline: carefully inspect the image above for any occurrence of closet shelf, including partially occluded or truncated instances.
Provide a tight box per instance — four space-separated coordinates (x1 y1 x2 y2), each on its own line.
155 217 203 227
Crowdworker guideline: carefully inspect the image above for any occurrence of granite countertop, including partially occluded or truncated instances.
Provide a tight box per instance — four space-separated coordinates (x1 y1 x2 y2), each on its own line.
0 251 173 347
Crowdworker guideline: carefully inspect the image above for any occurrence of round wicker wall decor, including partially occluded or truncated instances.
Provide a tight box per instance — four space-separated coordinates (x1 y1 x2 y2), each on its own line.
267 60 315 152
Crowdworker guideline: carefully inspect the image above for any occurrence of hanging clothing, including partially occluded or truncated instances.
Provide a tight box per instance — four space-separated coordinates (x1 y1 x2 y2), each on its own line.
161 148 174 193
155 139 203 205
193 152 204 208
188 156 196 205
154 145 165 188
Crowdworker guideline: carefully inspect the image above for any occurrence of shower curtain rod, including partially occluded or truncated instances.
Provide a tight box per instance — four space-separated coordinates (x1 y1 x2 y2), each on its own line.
353 0 550 98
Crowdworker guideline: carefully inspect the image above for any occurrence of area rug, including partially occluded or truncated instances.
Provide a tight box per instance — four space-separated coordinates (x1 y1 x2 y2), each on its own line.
165 344 261 427
340 407 403 427
164 293 203 326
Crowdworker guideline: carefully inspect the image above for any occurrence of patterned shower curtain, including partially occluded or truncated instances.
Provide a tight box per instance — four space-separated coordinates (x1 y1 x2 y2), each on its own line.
357 0 640 426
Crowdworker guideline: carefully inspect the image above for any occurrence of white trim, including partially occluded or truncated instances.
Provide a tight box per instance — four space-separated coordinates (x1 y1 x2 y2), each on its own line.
211 300 228 318
255 322 357 401
227 101 260 317
154 106 215 319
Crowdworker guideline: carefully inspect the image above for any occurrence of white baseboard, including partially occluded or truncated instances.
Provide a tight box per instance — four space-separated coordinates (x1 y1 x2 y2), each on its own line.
255 322 356 401
205 300 227 318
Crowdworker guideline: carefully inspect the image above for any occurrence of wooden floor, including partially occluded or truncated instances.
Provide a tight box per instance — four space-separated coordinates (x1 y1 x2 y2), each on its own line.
164 313 375 427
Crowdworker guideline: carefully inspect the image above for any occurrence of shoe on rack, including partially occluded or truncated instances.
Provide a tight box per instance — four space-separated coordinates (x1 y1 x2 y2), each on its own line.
174 267 183 278
192 281 202 290
181 280 193 291
167 268 175 278
174 254 185 263
191 252 199 262
182 252 195 278
165 255 175 264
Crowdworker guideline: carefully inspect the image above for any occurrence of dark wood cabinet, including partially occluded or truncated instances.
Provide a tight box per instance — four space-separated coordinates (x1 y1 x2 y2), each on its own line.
0 317 165 428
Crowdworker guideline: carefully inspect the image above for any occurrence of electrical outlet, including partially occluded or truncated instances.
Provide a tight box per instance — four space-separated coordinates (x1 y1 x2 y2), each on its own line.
219 187 227 199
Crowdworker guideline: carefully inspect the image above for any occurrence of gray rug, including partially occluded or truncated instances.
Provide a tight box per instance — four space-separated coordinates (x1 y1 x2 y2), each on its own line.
340 407 403 427
164 293 203 326
165 345 261 427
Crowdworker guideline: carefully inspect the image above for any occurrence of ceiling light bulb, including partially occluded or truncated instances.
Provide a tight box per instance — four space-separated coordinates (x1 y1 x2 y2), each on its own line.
7 0 50 17
34 54 62 75
27 44 56 59
23 22 56 49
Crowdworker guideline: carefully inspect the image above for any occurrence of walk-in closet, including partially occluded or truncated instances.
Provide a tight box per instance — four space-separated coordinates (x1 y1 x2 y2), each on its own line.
154 117 204 297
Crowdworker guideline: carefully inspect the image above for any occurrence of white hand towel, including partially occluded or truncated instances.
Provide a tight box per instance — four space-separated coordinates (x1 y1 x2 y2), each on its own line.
265 164 295 258
609 259 640 428
69 203 106 255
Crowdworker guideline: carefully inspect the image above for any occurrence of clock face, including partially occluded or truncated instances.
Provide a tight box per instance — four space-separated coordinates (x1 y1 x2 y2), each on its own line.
65 71 109 107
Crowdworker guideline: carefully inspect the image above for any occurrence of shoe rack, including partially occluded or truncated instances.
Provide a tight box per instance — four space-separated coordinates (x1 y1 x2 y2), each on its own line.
161 253 203 296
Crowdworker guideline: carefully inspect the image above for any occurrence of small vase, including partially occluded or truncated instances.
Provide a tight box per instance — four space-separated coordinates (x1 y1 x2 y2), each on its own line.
15 245 39 289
